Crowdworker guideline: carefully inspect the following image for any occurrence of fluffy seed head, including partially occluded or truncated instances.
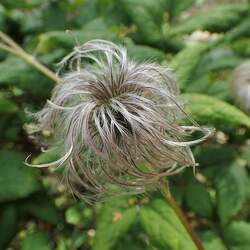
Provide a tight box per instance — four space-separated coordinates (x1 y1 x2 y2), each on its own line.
28 39 211 202
232 60 250 114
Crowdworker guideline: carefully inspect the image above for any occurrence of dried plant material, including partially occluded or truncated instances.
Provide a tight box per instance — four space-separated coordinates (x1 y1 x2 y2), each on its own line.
187 30 219 43
27 40 212 202
232 61 250 115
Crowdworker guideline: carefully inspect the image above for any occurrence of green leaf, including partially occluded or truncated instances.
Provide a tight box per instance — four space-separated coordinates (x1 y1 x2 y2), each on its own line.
150 199 192 241
216 161 248 225
41 2 67 31
1 0 42 9
21 193 59 224
185 48 241 100
126 43 166 62
0 205 18 249
120 0 167 46
194 144 237 168
32 150 60 165
65 203 84 225
93 198 137 250
200 230 226 250
140 199 197 250
182 93 250 128
171 185 185 205
115 228 151 250
185 73 231 101
0 57 27 86
140 207 178 250
35 18 118 54
194 48 243 76
170 0 197 18
73 0 98 27
224 221 250 250
0 93 18 114
170 44 208 88
21 231 51 250
0 56 54 97
0 150 40 202
242 147 250 166
187 77 231 101
185 180 213 218
169 4 249 36
224 16 250 42
231 39 250 57
0 4 7 32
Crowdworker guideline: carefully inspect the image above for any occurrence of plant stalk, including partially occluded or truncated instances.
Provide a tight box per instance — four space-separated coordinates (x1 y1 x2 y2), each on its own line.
0 31 59 83
159 179 204 250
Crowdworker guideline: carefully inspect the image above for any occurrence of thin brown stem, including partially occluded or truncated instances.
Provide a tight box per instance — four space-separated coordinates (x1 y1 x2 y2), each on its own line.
0 31 59 82
159 179 204 250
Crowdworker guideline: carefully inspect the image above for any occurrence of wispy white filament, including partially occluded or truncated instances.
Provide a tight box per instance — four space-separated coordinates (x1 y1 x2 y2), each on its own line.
28 39 211 202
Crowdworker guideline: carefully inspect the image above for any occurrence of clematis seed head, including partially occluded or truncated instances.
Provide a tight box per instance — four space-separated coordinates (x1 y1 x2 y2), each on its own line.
27 39 212 202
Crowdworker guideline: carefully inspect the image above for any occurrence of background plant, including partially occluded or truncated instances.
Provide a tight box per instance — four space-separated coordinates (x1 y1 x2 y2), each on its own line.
0 0 250 250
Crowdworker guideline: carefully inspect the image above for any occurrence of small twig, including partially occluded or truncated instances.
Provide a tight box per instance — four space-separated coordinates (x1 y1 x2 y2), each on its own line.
0 31 59 83
17 51 60 82
159 179 204 250
0 31 24 53
0 43 18 55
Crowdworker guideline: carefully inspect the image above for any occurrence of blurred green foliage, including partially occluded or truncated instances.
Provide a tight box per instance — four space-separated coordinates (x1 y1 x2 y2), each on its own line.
0 0 250 249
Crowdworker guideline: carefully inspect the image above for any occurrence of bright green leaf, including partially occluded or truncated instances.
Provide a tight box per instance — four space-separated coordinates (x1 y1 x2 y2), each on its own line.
170 4 248 36
65 203 84 225
140 207 179 250
140 199 197 250
170 44 208 88
93 198 137 250
32 150 60 165
200 230 226 250
0 150 40 202
126 43 166 62
183 93 250 128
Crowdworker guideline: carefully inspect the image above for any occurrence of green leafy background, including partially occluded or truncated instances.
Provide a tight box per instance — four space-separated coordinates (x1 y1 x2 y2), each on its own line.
0 0 250 249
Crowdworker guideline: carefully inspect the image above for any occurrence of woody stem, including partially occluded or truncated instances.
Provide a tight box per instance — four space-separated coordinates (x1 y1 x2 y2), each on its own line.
159 179 204 250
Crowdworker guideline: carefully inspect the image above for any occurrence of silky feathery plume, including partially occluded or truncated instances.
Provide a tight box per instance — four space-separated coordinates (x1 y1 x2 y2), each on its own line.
232 60 250 115
27 39 212 202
